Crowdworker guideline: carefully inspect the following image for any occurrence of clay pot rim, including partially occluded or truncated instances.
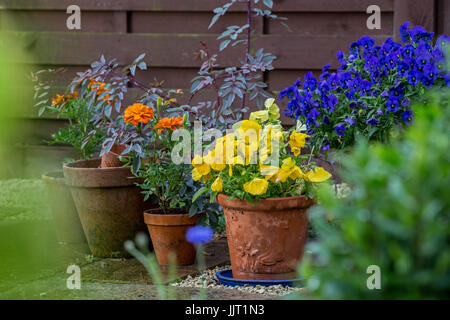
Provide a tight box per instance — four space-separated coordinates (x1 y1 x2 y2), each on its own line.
216 193 316 211
42 170 65 182
143 209 199 226
63 158 131 172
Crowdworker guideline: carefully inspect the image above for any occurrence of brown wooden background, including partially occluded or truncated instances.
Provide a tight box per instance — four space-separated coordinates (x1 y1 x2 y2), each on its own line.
0 0 448 177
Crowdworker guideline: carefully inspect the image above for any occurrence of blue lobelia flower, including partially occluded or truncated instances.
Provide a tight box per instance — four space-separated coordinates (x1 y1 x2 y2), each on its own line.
186 226 214 245
386 97 400 113
401 110 414 125
436 35 450 51
399 22 411 43
407 71 420 86
335 124 346 137
421 76 434 89
366 117 379 126
397 61 410 77
389 85 404 100
402 44 415 58
423 64 438 81
345 116 356 126
401 97 410 107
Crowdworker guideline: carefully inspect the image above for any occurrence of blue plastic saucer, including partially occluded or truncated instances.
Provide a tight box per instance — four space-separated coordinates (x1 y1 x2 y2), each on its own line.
216 269 303 287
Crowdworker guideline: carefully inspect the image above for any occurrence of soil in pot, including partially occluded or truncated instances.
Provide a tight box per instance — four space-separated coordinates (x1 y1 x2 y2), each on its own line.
41 171 89 249
143 208 198 266
217 194 315 281
100 143 127 168
63 158 153 258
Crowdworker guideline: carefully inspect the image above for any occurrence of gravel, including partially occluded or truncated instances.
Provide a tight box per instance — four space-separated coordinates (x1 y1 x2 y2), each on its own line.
171 265 305 297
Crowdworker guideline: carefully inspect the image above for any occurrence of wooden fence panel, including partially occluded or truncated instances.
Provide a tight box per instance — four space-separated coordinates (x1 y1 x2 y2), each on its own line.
0 0 447 151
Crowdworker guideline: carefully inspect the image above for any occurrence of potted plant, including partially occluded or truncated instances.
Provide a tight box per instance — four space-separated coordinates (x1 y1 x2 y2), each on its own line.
58 55 161 258
280 24 449 154
120 98 213 266
32 71 106 249
192 98 332 280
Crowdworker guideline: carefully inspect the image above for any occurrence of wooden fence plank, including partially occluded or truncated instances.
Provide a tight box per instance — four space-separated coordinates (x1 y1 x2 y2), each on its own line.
0 0 394 12
437 0 450 35
5 32 389 70
393 0 436 41
267 12 393 36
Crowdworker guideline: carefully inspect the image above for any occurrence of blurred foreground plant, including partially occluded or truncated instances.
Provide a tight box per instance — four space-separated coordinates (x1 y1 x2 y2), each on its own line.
299 89 450 299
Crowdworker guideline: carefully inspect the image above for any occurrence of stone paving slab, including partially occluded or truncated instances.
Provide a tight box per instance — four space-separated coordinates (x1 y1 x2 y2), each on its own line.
0 277 272 300
80 239 230 284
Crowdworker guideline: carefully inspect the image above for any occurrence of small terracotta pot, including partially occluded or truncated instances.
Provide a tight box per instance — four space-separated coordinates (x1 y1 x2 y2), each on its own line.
63 158 152 258
143 209 198 266
100 143 127 168
217 194 316 280
41 170 88 246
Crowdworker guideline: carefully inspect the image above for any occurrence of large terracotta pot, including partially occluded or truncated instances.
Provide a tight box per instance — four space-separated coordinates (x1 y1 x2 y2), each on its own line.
41 170 88 247
144 209 198 266
217 194 315 280
63 158 151 258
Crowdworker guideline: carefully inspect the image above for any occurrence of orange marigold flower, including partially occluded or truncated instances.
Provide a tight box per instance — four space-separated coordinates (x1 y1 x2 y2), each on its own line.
153 116 184 134
88 80 109 96
51 91 78 106
124 103 154 126
51 94 66 106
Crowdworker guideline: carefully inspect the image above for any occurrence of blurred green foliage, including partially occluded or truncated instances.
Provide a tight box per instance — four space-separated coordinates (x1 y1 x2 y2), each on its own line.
300 89 450 299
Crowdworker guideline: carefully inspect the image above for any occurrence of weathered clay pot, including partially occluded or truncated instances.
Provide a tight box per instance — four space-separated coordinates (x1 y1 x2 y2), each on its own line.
41 171 88 246
144 209 198 265
63 158 151 258
100 143 127 168
217 194 315 280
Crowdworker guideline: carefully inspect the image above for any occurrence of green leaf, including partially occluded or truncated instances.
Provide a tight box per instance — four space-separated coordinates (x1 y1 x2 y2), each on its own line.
192 187 209 203
263 0 273 8
220 39 231 51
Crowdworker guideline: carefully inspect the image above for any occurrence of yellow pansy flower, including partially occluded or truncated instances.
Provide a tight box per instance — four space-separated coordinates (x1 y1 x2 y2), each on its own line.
289 131 309 149
249 110 269 123
211 177 223 192
259 165 279 180
289 166 304 180
304 167 332 183
243 178 269 196
237 120 261 145
192 168 202 181
192 154 203 166
265 98 280 120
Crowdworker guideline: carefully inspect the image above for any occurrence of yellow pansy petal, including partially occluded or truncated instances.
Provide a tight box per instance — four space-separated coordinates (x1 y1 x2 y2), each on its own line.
192 168 202 181
249 110 269 123
305 167 332 183
196 163 211 176
289 166 304 180
192 154 203 167
211 162 226 171
243 178 268 196
289 131 309 149
264 98 276 109
211 177 223 192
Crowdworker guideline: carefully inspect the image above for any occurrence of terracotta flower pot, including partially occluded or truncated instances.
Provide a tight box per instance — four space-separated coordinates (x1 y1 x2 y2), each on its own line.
41 170 88 247
143 209 198 266
63 158 152 258
217 194 316 280
100 143 127 168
